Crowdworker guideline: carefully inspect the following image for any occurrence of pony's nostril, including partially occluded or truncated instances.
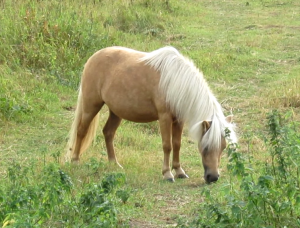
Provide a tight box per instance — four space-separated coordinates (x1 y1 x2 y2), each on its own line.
206 174 211 181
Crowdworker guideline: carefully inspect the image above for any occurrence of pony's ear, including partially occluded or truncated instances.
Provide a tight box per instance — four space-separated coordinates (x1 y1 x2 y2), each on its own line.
225 115 233 123
202 121 211 134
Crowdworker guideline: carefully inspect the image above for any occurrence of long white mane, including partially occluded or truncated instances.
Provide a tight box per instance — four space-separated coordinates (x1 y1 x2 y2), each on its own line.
140 46 237 151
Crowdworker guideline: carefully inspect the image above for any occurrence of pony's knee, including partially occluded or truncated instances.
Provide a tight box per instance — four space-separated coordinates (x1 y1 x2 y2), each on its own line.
172 141 181 151
162 144 172 154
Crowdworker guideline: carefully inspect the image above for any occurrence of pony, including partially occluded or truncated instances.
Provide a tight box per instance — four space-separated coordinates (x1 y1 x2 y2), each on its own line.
65 46 237 183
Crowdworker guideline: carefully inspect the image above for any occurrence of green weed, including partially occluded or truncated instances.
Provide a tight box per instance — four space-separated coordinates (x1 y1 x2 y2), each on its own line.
0 162 128 227
177 111 300 227
0 96 32 120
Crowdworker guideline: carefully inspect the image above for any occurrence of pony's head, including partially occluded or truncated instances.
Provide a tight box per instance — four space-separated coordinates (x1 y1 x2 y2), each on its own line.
198 115 235 183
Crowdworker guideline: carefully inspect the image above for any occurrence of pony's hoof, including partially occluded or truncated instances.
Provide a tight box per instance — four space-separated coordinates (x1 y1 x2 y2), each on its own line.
166 178 175 183
176 173 189 179
71 158 80 163
117 163 124 169
108 161 123 169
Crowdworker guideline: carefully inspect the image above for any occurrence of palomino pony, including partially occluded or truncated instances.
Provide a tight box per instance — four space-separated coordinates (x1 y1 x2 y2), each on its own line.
66 46 237 183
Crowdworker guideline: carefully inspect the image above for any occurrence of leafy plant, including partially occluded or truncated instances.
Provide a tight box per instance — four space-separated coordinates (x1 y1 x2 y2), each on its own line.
0 96 32 120
177 110 300 227
0 162 129 227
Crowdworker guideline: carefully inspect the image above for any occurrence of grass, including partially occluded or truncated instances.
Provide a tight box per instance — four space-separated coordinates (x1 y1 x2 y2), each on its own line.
1 0 300 227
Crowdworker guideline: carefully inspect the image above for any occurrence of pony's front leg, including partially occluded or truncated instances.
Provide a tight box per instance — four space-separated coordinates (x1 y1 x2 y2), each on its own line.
158 113 174 182
172 120 189 179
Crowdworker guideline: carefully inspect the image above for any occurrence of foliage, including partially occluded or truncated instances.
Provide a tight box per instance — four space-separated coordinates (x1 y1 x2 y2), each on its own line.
0 162 128 227
0 96 32 120
177 110 300 227
0 72 32 120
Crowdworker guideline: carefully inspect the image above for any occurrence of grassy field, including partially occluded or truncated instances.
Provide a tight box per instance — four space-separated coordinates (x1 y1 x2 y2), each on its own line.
1 0 300 227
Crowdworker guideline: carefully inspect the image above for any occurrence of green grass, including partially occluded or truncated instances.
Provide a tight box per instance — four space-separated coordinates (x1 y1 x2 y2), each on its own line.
1 0 300 227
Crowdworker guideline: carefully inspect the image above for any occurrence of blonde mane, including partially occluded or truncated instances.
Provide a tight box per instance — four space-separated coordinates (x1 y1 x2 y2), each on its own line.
140 46 237 151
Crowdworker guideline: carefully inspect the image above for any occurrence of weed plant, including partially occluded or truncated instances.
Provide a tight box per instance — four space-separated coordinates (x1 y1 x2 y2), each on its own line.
0 162 129 227
177 110 300 227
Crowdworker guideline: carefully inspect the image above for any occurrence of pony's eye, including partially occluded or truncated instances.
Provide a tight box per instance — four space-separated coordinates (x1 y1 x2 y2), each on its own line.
203 146 209 155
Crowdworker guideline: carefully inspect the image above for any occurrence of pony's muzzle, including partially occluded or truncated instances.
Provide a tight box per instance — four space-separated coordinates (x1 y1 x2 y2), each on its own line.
205 173 219 183
203 164 219 183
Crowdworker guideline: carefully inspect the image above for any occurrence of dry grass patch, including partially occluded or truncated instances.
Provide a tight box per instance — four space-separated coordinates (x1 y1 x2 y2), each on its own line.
260 78 300 119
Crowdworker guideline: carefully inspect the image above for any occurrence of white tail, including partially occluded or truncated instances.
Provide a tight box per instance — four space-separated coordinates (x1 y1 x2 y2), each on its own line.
65 88 100 161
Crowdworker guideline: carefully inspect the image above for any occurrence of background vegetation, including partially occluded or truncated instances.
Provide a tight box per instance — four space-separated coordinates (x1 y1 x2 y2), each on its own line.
0 0 299 227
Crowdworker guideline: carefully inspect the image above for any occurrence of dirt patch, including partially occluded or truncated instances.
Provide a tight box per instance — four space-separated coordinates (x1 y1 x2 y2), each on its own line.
129 219 159 228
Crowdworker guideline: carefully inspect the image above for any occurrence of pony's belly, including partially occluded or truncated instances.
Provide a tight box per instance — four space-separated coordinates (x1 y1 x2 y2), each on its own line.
102 85 161 123
121 114 158 123
108 104 159 123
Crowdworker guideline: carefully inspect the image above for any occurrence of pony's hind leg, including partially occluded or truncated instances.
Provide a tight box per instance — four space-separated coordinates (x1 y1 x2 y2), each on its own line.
172 120 189 179
69 86 104 162
72 104 103 162
103 110 122 167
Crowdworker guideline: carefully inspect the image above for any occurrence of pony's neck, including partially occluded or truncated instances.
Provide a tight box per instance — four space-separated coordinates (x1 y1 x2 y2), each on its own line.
140 46 225 133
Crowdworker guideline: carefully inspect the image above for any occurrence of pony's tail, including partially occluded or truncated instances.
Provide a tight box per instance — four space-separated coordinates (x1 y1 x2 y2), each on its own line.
65 87 100 162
